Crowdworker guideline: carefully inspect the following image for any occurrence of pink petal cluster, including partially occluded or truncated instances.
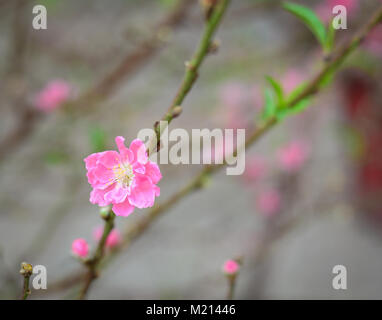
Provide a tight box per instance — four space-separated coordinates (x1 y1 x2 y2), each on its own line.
93 226 121 249
84 136 161 217
278 140 309 173
34 80 71 112
316 0 358 23
257 189 281 217
222 259 240 275
71 238 89 258
244 155 267 182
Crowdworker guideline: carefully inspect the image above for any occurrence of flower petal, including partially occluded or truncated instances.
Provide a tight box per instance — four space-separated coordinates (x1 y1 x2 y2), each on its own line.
104 184 129 204
115 136 133 163
84 152 101 170
112 200 135 217
127 175 157 208
129 139 148 164
144 161 162 184
98 151 120 169
90 188 111 206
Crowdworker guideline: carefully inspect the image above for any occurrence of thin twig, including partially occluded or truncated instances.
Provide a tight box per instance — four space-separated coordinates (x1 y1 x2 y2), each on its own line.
77 210 115 300
150 0 231 153
19 262 33 300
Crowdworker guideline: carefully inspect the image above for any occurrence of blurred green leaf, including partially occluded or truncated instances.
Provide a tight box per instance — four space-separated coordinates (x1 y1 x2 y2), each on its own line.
283 2 327 48
159 0 177 8
261 88 277 121
43 151 68 165
265 76 284 107
89 126 107 153
324 19 337 53
34 0 59 10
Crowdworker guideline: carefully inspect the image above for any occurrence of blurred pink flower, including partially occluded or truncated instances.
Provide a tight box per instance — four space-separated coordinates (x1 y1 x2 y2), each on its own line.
84 136 161 217
251 85 263 111
281 69 305 95
316 0 358 23
219 83 248 129
244 155 267 182
365 24 382 57
219 83 245 108
71 238 89 258
222 259 240 275
93 226 121 249
34 80 71 112
278 140 309 173
257 189 281 217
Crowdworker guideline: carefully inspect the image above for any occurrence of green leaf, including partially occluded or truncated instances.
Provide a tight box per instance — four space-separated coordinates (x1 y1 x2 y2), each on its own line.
324 19 337 53
261 88 277 121
89 126 107 153
265 76 284 107
43 151 68 165
283 2 327 48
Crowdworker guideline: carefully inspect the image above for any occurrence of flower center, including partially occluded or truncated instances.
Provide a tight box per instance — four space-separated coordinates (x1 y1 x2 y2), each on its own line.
113 163 134 187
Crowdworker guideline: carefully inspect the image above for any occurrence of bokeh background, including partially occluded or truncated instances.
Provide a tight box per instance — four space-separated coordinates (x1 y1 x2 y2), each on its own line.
0 0 382 299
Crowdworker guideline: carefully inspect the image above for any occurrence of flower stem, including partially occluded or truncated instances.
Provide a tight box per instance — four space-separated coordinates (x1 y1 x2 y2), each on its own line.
77 210 115 300
226 275 237 300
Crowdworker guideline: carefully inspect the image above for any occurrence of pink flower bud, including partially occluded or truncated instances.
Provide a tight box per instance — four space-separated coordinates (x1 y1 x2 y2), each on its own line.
222 259 240 275
257 189 281 217
93 226 122 249
34 79 71 112
71 238 89 258
278 140 309 173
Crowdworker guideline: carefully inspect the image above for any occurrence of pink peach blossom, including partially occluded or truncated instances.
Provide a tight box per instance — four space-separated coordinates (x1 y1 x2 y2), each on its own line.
257 189 281 217
278 140 309 173
222 259 240 275
244 155 266 182
34 80 71 112
93 226 121 248
84 136 161 217
71 238 89 258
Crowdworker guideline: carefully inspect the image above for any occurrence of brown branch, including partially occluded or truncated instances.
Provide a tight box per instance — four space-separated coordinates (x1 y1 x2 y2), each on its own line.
77 210 115 300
